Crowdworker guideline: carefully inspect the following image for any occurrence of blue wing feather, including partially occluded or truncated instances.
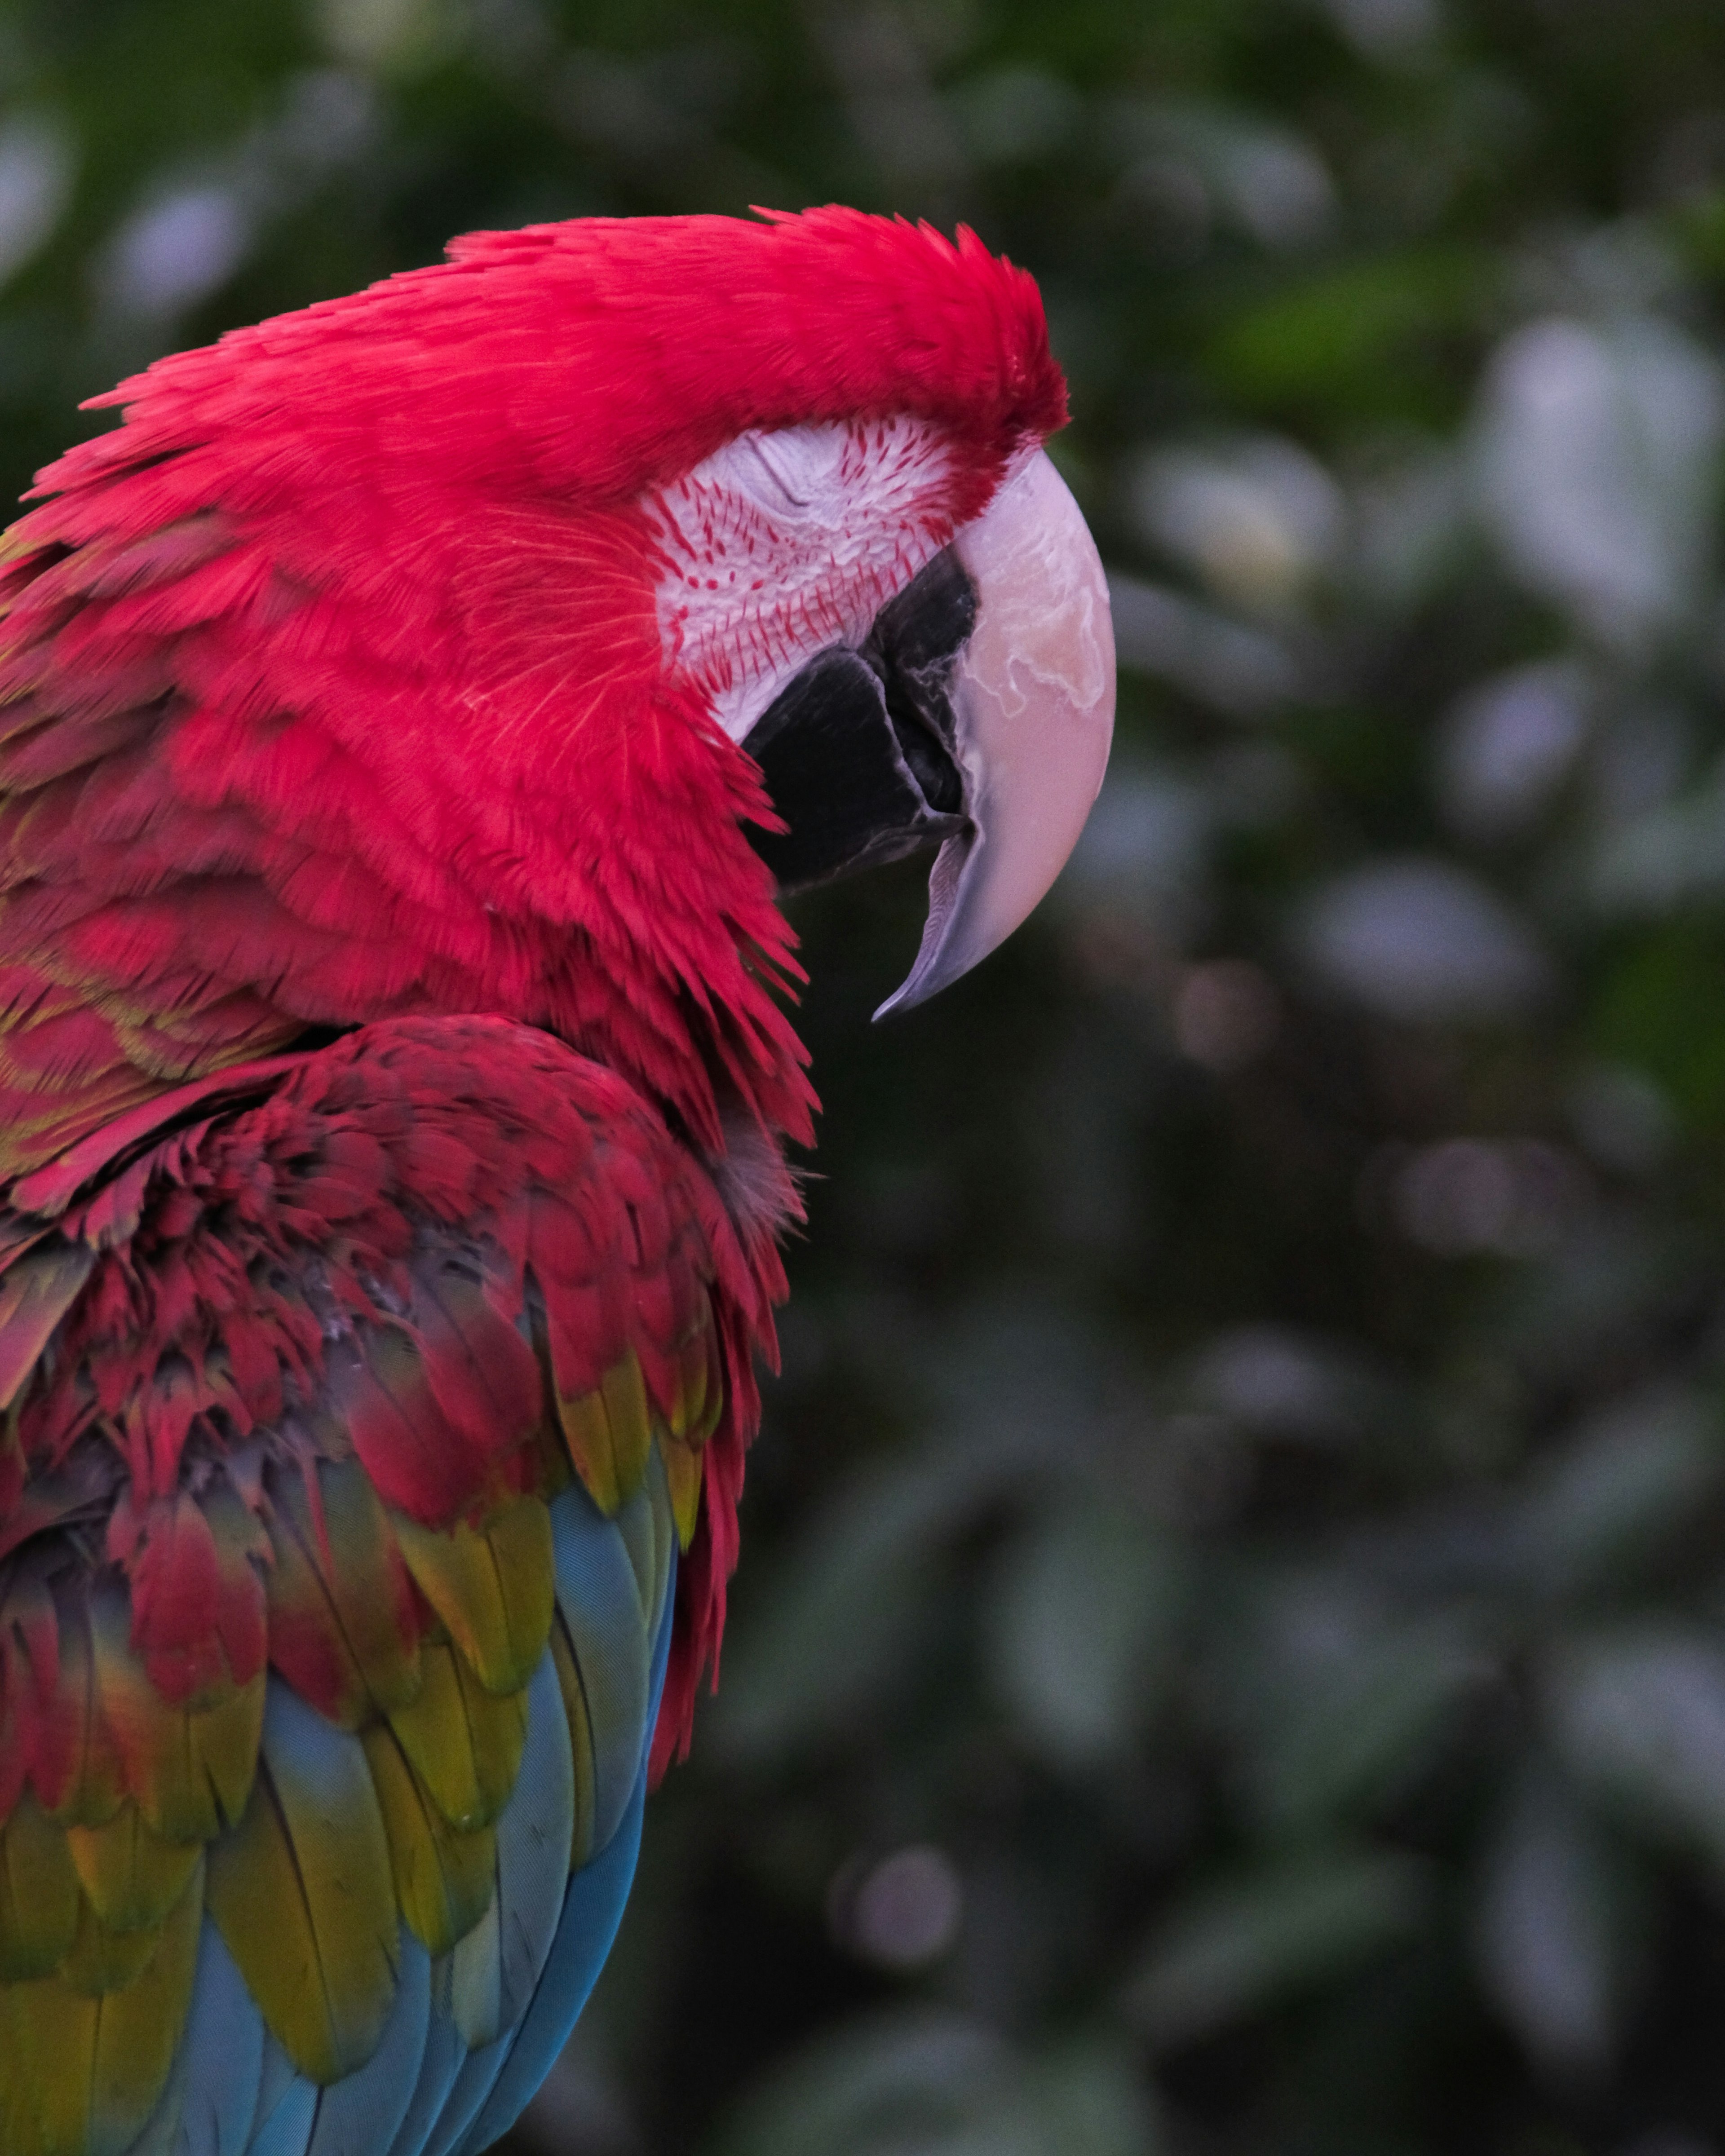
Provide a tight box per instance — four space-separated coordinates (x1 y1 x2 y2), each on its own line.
415 1645 579 2156
174 1923 270 2156
122 1466 677 2156
380 2007 469 2156
248 2081 317 2156
550 1477 659 1853
445 1650 574 2049
453 1532 677 2156
303 1936 432 2156
120 1918 268 2156
182 1925 270 2156
421 1487 673 2156
248 2041 304 2155
455 1751 651 2156
416 2028 513 2156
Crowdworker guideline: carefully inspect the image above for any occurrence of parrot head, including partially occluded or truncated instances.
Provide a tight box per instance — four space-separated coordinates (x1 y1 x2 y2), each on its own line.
4 208 1113 1172
0 224 1118 2134
624 213 1117 1020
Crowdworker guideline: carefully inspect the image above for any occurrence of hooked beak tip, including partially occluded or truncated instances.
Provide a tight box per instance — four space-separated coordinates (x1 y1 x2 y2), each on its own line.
878 449 1116 1016
871 835 971 1020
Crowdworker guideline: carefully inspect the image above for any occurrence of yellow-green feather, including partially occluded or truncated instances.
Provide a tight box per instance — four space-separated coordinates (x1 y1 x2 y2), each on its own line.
89 1586 262 1842
265 1456 424 1727
363 1720 497 1955
556 1347 654 1515
205 1688 398 2085
385 1636 527 1834
389 1494 553 1696
64 1803 201 1933
0 1857 202 2156
44 1597 126 1831
446 1885 505 2048
547 1610 598 1872
58 1893 161 1997
0 1796 79 1980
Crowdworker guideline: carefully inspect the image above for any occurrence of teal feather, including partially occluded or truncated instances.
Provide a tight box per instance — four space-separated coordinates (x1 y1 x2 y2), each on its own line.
182 1925 267 2156
454 1549 675 2156
550 1478 657 1854
248 2081 316 2156
379 2009 467 2156
248 2041 301 2153
303 1936 430 2156
444 1650 573 2049
414 1483 673 2156
422 1642 582 2152
131 1920 264 2156
415 2027 513 2156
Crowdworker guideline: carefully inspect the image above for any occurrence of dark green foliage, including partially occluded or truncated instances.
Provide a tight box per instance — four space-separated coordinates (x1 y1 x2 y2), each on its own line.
6 2 1725 2149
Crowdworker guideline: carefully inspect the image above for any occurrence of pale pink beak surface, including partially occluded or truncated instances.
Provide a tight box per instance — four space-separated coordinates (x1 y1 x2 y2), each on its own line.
876 451 1116 1017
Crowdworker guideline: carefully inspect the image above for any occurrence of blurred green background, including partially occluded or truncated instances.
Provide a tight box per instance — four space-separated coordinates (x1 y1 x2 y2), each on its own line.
12 0 1725 2150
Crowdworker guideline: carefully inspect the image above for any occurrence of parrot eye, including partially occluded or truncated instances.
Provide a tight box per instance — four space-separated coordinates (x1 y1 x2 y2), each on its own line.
742 545 974 893
731 427 842 516
653 415 956 743
743 448 1115 1017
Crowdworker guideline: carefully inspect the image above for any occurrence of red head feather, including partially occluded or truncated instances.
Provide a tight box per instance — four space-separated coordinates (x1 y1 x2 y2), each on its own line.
0 211 1070 1778
0 208 1066 1172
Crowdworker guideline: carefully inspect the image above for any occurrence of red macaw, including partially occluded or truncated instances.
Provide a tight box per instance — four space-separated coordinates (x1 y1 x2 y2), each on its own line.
0 208 1114 2156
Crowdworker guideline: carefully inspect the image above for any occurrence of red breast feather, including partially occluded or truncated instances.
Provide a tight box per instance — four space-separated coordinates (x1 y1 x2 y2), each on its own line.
0 208 1064 1784
0 209 1062 1180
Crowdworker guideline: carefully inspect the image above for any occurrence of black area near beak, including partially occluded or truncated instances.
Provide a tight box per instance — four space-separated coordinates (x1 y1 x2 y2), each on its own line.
742 548 976 895
744 450 1117 1015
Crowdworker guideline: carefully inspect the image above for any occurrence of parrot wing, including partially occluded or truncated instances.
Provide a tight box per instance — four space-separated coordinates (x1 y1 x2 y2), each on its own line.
0 1012 775 2156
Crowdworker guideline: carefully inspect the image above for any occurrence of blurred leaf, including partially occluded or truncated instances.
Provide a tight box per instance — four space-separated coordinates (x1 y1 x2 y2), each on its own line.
1121 1848 1430 2048
1591 924 1725 1125
1109 97 1336 253
1491 1220 1707 1383
1103 574 1299 718
1434 659 1592 844
1183 1324 1378 1445
1473 1763 1640 2074
1588 755 1725 919
985 1491 1186 1769
1131 433 1344 613
1521 1388 1723 1596
1239 1604 1488 1837
1060 759 1214 933
1022 2041 1163 2156
1474 315 1724 656
1203 246 1495 418
0 113 75 289
1296 857 1552 1024
712 2011 1159 2156
711 1437 1031 1765
1545 1626 1725 1877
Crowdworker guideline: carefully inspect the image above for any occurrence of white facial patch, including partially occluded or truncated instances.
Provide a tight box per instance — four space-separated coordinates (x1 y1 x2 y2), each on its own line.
648 416 955 742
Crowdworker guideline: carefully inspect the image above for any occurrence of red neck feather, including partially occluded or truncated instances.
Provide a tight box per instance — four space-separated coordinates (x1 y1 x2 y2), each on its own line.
0 210 1064 1169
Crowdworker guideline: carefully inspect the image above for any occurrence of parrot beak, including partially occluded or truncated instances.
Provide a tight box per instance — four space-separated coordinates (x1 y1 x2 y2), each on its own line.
741 446 1115 1012
874 450 1115 1017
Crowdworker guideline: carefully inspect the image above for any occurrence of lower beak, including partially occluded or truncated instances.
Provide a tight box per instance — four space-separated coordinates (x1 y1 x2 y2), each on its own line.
874 451 1115 1018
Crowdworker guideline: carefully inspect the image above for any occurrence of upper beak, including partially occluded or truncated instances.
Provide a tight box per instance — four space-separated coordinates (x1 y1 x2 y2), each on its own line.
874 450 1115 1018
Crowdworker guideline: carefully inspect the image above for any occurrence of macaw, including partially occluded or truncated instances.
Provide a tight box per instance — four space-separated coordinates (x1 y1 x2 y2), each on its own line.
0 207 1114 2156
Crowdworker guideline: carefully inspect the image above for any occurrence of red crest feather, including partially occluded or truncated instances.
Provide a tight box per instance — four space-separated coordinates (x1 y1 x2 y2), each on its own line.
0 208 1065 1780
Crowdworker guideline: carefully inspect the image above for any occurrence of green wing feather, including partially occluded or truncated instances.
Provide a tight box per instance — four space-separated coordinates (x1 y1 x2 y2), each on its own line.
0 1795 79 1980
0 1018 743 2150
205 1683 399 2085
0 1859 202 2156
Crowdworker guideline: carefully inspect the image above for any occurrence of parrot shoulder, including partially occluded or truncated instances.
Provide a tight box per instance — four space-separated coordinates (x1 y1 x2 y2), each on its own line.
0 1012 786 2155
